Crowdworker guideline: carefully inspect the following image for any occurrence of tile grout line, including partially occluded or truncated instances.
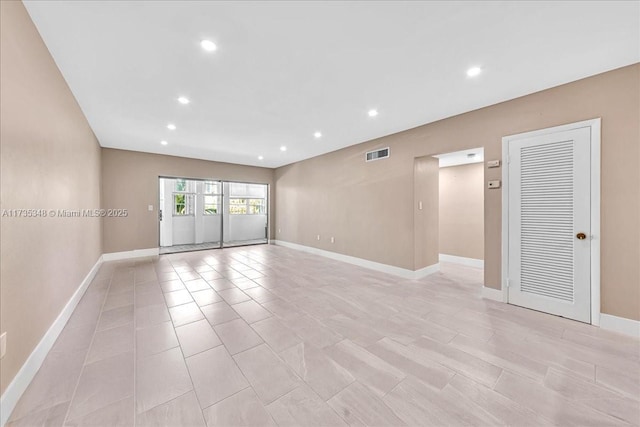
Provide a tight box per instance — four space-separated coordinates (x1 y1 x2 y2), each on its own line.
265 336 356 421
164 258 209 426
28 246 635 426
225 345 280 424
188 255 285 421
132 260 140 426
198 385 251 413
61 263 117 425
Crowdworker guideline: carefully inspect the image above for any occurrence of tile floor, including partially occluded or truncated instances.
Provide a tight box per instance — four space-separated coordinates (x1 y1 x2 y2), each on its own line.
160 241 268 255
7 245 640 426
159 242 223 255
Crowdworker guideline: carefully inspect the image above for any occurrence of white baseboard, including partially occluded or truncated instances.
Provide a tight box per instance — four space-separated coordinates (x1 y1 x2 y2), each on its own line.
414 263 441 279
272 240 439 280
0 256 103 427
482 286 505 302
1 246 159 425
439 253 484 269
102 247 159 261
600 313 640 338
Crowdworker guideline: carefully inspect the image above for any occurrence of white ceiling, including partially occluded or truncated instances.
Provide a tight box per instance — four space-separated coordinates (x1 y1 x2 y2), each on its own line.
24 1 639 168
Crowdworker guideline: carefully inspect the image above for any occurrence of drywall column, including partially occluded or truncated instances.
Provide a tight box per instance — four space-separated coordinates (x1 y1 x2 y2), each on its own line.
413 156 440 270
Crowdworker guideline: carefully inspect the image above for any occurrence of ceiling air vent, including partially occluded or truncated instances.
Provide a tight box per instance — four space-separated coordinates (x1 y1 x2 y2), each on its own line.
366 147 390 162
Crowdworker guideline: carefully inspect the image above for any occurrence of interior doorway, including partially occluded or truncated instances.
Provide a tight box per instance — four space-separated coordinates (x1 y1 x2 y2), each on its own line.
434 148 485 268
413 148 485 279
159 177 268 254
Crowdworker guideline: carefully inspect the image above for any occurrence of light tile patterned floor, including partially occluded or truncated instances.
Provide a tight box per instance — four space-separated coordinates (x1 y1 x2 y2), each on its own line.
7 245 640 426
160 240 268 255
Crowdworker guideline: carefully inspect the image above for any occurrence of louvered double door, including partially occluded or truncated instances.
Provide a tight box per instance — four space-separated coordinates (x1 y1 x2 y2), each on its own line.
507 127 591 323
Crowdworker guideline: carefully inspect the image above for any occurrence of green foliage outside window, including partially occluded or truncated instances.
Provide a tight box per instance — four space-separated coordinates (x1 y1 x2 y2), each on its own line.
204 195 219 215
174 194 187 215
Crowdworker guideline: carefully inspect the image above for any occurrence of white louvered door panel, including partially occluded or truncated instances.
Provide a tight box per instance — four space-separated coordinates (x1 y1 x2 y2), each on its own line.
508 127 591 323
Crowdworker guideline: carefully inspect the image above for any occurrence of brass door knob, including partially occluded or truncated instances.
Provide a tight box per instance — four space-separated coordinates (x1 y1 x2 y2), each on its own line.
576 233 587 240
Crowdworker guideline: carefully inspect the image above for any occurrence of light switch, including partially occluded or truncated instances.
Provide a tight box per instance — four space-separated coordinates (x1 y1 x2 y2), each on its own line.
488 180 501 189
487 160 501 168
148 205 154 211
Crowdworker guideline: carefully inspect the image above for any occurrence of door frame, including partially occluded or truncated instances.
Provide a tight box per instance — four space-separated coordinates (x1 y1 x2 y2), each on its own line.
158 175 271 249
158 177 221 248
501 118 601 325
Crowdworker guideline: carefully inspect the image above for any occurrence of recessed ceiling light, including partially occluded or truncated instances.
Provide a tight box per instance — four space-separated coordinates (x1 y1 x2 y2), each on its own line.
167 124 176 130
368 109 378 117
160 140 168 146
258 155 264 160
314 131 322 138
200 40 217 52
177 97 190 104
280 146 287 152
466 66 482 77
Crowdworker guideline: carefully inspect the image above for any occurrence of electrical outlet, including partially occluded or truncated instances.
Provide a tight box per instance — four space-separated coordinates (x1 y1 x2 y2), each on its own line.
487 160 501 168
330 237 335 243
278 228 281 233
488 180 501 189
316 235 321 240
1 332 6 359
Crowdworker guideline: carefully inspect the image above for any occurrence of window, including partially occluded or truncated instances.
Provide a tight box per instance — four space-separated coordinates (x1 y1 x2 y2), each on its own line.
173 179 195 216
248 198 266 214
204 181 220 195
203 181 221 215
229 198 248 215
204 195 220 215
173 193 194 215
229 198 266 215
175 179 188 192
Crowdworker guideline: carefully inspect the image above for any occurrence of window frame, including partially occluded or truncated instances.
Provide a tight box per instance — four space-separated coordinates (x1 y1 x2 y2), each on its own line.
203 194 221 216
173 193 195 216
228 197 266 215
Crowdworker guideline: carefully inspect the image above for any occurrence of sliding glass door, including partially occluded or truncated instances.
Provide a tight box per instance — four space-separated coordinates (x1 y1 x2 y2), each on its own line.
159 177 268 253
222 182 269 247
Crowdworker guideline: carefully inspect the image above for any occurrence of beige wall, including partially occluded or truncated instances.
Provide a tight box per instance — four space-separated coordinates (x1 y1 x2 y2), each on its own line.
414 156 439 270
439 163 484 260
275 64 640 321
0 1 103 394
276 146 416 269
101 148 275 253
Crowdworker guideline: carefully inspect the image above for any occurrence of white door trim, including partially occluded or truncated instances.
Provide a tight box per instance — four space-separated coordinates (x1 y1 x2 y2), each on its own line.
501 118 601 325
